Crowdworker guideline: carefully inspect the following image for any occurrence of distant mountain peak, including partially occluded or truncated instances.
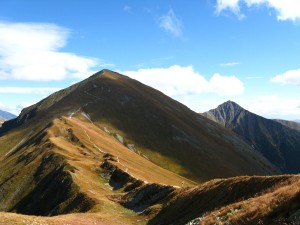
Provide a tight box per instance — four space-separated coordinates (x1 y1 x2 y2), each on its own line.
202 100 245 126
0 109 16 120
219 100 244 111
203 101 300 174
88 69 122 81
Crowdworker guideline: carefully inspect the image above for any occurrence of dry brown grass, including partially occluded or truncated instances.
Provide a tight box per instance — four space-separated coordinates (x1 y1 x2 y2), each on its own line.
194 175 300 225
149 175 300 225
0 114 197 224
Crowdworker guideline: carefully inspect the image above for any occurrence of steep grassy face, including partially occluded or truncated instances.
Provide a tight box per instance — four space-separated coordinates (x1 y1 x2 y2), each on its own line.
0 122 95 216
203 101 300 173
148 175 300 225
1 70 277 182
0 113 196 222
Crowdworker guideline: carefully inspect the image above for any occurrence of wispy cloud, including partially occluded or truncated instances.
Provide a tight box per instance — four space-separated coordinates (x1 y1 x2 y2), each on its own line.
122 65 244 96
240 95 300 120
123 5 132 13
220 62 240 67
215 0 300 21
133 56 173 68
0 21 111 81
271 68 300 86
0 87 60 94
158 9 183 38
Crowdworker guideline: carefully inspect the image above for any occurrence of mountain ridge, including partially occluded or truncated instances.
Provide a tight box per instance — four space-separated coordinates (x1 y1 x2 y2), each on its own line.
202 101 300 173
0 71 299 225
0 70 277 182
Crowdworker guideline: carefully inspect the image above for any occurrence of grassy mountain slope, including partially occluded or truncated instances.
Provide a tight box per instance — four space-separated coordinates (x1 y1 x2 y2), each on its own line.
202 100 300 173
150 175 300 225
1 172 300 225
1 70 277 182
0 114 195 224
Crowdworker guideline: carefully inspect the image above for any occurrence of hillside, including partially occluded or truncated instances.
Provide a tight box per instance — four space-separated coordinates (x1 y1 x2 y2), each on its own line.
274 119 300 131
202 100 300 173
0 71 297 224
150 174 300 225
0 114 195 222
1 172 300 225
0 70 276 182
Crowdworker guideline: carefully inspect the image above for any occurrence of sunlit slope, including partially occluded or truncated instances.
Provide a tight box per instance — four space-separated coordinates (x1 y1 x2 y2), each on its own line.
1 70 277 182
0 115 196 224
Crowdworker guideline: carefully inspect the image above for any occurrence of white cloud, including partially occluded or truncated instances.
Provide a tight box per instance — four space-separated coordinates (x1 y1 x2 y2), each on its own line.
216 0 243 18
158 9 183 37
220 62 240 67
271 69 300 86
0 87 60 94
122 65 244 96
0 21 108 81
209 73 244 95
216 0 300 21
123 5 132 13
240 95 300 119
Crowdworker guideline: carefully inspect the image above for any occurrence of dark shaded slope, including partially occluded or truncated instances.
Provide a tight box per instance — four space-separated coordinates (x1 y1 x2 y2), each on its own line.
1 71 276 181
203 101 300 173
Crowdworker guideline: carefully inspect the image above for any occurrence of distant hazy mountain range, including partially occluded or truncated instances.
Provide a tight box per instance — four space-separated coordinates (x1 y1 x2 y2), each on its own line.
202 101 300 174
274 119 300 131
0 110 16 127
0 109 16 120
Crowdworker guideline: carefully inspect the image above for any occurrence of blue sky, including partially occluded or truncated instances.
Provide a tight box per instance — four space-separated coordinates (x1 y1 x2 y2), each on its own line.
0 0 299 119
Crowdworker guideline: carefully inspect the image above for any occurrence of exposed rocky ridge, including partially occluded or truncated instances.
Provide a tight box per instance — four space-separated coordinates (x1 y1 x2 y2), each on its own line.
0 70 277 182
202 101 300 173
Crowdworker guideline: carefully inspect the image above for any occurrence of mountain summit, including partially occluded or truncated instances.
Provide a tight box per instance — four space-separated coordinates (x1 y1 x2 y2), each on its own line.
202 100 245 126
0 71 297 224
1 70 276 181
203 101 300 173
